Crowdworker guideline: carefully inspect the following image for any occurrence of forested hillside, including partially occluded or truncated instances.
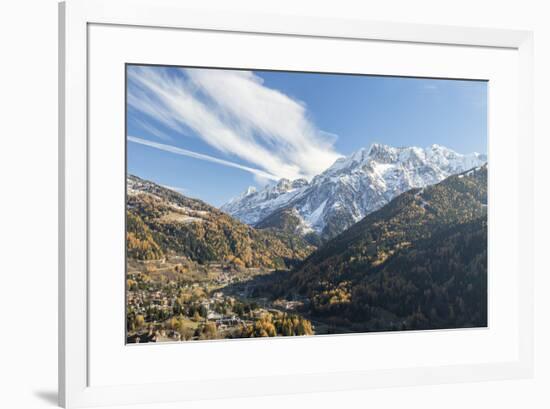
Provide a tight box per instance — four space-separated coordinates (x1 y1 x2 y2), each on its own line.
262 165 488 331
126 175 315 269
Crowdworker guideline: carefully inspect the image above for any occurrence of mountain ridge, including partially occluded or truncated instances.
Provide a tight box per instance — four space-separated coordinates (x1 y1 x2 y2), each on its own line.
221 143 487 240
126 175 315 268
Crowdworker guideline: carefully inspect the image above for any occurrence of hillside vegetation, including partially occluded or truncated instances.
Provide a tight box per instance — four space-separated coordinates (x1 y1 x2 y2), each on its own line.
263 165 488 331
126 175 315 269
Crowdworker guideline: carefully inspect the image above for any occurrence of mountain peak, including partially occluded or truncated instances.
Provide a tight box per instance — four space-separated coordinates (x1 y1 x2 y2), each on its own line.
275 178 291 190
244 186 257 196
367 143 400 163
368 142 393 153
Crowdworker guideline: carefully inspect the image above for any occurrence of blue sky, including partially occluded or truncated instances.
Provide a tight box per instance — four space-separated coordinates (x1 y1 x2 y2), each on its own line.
127 65 487 207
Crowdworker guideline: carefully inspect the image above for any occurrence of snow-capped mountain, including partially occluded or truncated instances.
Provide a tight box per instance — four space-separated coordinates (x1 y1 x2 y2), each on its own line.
221 143 487 239
221 178 310 225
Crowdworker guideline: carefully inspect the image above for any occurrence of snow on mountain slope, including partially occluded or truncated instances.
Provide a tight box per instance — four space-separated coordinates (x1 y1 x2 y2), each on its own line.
221 143 487 239
221 178 310 225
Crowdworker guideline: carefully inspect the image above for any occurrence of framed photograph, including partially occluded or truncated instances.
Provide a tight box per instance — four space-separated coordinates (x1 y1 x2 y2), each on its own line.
59 0 534 407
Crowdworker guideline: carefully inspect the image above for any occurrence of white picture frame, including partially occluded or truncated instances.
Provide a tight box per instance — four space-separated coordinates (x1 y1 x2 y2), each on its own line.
59 0 534 407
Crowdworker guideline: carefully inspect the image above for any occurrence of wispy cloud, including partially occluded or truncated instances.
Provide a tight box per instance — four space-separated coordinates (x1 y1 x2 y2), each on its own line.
131 117 173 142
127 66 341 180
161 184 188 194
128 136 279 181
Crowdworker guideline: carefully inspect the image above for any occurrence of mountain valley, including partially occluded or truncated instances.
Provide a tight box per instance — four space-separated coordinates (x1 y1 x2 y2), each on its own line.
126 144 488 342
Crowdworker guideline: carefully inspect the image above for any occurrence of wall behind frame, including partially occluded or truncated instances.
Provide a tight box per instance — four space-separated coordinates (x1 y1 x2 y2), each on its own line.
0 0 548 408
